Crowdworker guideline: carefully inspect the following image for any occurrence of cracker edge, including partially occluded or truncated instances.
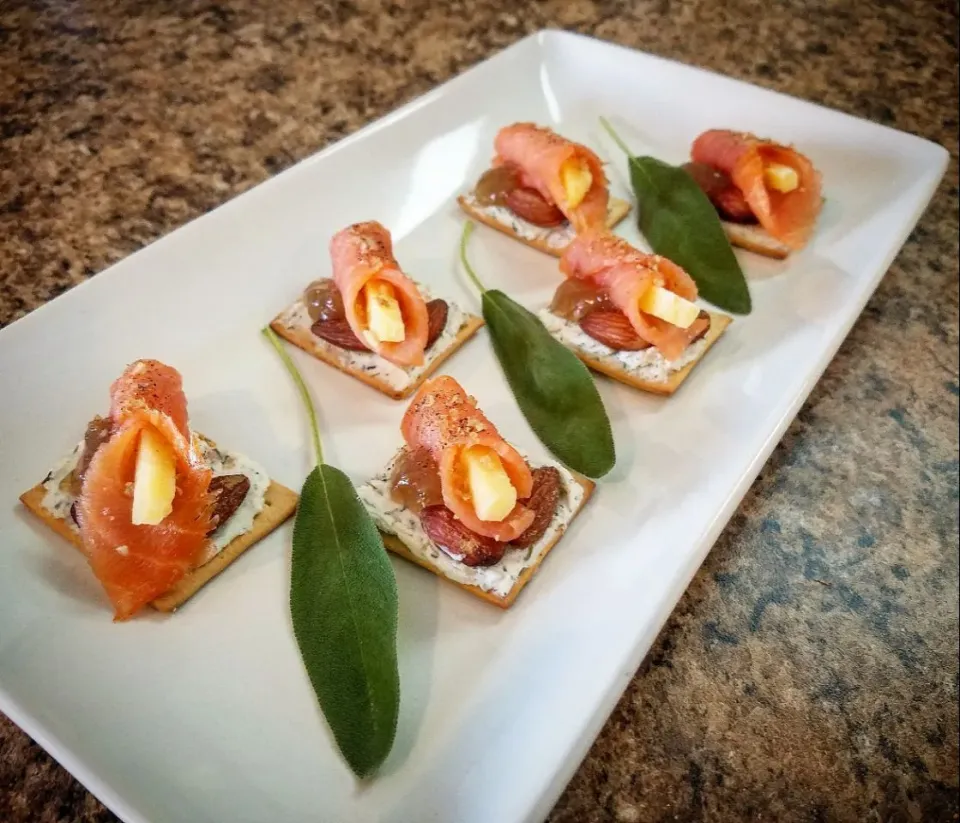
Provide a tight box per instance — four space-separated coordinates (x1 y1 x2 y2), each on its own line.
565 312 733 396
457 196 632 258
379 472 595 609
19 480 298 613
722 221 791 260
269 312 485 401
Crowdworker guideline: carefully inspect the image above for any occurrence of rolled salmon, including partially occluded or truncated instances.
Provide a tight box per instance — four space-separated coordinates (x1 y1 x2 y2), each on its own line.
691 129 822 250
494 123 609 231
77 360 213 620
401 376 535 542
330 221 430 367
561 230 708 361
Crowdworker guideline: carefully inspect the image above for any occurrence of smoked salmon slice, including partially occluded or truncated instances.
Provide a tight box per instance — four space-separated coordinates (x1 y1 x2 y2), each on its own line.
691 129 823 250
77 360 213 620
401 376 535 542
494 123 609 231
330 221 430 367
561 229 708 361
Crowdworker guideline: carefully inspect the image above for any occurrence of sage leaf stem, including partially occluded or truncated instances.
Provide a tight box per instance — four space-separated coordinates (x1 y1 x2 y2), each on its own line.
263 326 323 466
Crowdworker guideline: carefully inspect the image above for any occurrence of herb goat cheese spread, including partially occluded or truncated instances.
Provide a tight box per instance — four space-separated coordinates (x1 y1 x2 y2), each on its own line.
462 195 625 250
40 434 269 559
463 195 576 249
538 308 707 383
357 449 584 597
275 283 469 392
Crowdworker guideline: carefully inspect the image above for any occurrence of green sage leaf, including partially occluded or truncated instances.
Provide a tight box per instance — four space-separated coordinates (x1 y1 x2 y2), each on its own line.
600 117 752 315
482 290 615 478
459 223 615 478
262 327 400 780
290 464 400 779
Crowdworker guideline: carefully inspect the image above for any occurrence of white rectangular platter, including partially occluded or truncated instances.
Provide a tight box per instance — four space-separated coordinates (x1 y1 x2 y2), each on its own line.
0 30 947 823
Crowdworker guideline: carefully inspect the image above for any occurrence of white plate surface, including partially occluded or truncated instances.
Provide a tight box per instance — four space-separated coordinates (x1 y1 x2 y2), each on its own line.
0 30 947 823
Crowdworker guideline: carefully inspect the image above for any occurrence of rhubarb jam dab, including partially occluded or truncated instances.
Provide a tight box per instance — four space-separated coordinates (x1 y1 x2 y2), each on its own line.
684 129 823 258
537 230 732 395
270 221 484 399
356 376 596 608
458 123 632 256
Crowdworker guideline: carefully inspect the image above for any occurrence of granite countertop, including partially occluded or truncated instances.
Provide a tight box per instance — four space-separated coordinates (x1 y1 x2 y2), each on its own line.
1 0 957 820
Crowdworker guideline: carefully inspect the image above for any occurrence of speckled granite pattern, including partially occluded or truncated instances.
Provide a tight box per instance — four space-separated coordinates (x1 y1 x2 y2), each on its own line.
1 0 957 820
